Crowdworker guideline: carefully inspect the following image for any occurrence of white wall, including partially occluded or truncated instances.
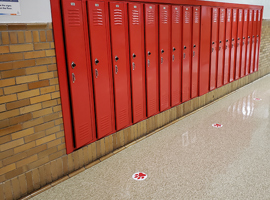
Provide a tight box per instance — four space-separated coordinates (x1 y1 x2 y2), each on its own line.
0 0 52 23
0 0 269 23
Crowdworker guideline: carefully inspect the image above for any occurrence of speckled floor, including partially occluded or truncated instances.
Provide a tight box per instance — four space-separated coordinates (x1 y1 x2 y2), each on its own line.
32 74 270 200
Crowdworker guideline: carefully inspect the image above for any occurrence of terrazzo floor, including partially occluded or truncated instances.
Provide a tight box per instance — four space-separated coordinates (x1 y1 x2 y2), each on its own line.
32 74 270 199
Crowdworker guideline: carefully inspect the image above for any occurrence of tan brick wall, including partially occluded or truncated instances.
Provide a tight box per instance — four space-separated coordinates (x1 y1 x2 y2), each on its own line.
0 24 65 186
0 20 270 200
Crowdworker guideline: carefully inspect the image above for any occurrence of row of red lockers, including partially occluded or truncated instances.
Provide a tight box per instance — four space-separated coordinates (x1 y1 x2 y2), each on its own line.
60 0 262 148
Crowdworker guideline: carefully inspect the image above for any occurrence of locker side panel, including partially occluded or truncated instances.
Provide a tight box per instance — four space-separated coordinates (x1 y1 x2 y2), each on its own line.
241 9 248 77
171 5 182 106
250 10 256 73
191 6 200 98
62 0 95 147
246 10 253 75
159 4 171 111
182 6 192 102
235 9 243 80
128 3 146 123
210 8 219 91
88 1 115 139
224 8 232 85
230 9 238 82
217 8 225 88
254 9 261 72
199 6 211 96
110 2 132 130
145 4 159 117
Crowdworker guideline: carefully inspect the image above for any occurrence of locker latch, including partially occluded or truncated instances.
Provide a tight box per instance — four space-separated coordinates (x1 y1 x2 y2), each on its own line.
71 62 76 69
183 53 186 59
161 49 165 54
148 51 151 56
219 47 221 51
147 59 150 67
193 51 195 57
72 73 76 83
95 69 98 78
173 47 176 52
161 57 164 64
132 62 135 70
95 58 99 65
115 65 118 74
132 53 136 59
212 48 214 52
115 56 119 62
172 55 175 62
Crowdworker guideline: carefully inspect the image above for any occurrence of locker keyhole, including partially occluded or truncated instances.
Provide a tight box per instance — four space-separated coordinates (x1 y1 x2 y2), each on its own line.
183 46 187 50
161 49 165 54
132 53 136 59
173 47 176 51
148 51 151 56
232 38 235 41
95 58 99 65
115 56 119 62
71 62 76 69
193 44 196 48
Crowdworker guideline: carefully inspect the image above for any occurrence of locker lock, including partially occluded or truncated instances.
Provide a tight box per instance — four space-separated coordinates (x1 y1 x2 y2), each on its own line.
115 56 119 62
71 62 76 69
148 51 151 56
243 37 245 39
183 46 187 50
238 38 240 40
212 42 215 44
248 36 250 38
95 59 99 65
193 44 196 48
226 39 228 42
257 35 259 37
253 36 255 38
161 49 165 54
173 47 176 51
232 38 235 41
132 53 136 59
219 41 222 44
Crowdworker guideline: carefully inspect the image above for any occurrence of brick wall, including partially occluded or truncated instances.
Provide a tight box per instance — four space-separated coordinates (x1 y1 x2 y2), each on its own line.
0 20 270 200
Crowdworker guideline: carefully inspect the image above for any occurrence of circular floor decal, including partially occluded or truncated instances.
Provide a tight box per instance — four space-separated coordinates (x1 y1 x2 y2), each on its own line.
212 123 223 128
254 98 262 101
132 172 147 181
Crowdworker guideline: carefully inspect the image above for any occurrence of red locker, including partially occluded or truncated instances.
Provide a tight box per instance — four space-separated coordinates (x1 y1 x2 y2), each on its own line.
241 9 248 77
88 1 115 138
224 8 232 85
191 6 200 98
235 9 243 80
171 5 182 106
182 6 192 102
246 10 253 75
210 7 219 90
159 4 171 111
254 9 261 72
110 2 132 130
62 0 95 147
199 6 211 96
128 3 146 123
230 9 238 82
145 4 159 117
217 8 225 88
250 10 256 73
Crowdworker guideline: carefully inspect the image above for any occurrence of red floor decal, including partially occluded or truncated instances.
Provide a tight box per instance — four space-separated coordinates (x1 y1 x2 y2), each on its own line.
254 98 262 101
212 123 223 128
132 172 147 181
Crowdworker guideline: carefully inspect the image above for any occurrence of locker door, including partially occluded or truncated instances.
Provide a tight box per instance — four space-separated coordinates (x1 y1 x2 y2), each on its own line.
128 3 146 123
235 9 243 80
182 6 192 102
191 6 200 98
246 10 253 75
159 4 171 111
250 10 256 73
254 9 261 72
62 0 95 147
230 9 238 82
199 6 211 96
224 8 232 85
210 7 219 91
145 4 159 117
110 2 132 130
171 5 182 107
241 9 248 78
217 8 225 88
88 1 115 139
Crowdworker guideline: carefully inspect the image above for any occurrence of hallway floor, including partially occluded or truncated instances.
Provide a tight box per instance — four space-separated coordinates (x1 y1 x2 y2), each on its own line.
31 74 270 200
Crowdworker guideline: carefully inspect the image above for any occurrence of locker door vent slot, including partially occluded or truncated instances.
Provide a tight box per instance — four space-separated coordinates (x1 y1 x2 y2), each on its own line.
100 115 110 132
148 99 156 112
92 9 103 26
114 9 123 25
132 9 139 25
147 10 154 24
194 10 199 24
119 109 128 125
220 10 225 22
135 104 143 119
67 9 80 26
78 123 90 141
173 9 180 24
161 9 168 24
184 9 190 23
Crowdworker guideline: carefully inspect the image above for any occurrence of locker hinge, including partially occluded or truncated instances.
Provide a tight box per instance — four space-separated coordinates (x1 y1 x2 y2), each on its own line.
95 69 98 78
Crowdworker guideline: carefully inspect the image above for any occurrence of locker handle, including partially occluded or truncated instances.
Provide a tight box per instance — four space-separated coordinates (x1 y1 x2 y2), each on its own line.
183 53 186 59
132 62 135 70
115 65 118 74
173 47 176 51
115 56 119 62
95 58 99 65
219 47 221 51
132 53 136 59
72 73 76 83
243 42 245 46
172 54 175 61
71 62 76 69
161 57 164 64
148 51 151 56
95 69 98 78
148 59 150 67
193 51 195 57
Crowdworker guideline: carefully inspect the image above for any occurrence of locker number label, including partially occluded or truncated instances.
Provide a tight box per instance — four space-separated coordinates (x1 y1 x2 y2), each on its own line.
212 123 223 128
254 98 262 101
132 172 147 181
